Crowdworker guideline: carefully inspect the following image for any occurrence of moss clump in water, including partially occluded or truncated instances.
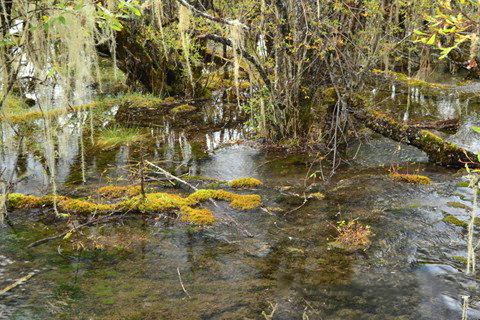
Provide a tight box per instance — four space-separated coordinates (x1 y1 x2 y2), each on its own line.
390 173 431 185
187 189 262 210
6 193 114 214
228 178 263 188
442 214 467 227
309 192 325 200
180 206 215 225
96 126 146 149
446 202 472 210
119 193 191 213
457 181 470 188
97 185 142 199
170 104 196 114
452 256 468 265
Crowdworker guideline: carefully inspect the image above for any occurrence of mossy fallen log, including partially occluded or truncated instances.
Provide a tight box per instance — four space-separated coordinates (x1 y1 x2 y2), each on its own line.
351 96 477 167
115 96 246 129
7 189 262 226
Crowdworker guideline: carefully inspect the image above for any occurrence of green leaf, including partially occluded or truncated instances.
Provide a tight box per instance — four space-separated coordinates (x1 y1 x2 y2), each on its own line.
426 34 436 45
414 29 427 36
57 15 66 24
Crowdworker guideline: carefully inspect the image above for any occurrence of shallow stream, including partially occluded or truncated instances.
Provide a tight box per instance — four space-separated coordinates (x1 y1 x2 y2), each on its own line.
0 84 479 319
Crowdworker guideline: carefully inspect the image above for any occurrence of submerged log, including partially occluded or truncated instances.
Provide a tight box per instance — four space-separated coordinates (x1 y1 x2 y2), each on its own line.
350 96 477 168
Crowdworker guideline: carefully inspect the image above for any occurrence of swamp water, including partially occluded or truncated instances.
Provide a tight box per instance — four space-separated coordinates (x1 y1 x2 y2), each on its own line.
0 87 479 319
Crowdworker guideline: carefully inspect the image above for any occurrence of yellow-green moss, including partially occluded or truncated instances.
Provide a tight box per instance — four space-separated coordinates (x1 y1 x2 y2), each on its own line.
180 206 215 225
390 173 432 185
452 256 468 265
1 93 169 124
230 194 262 210
418 130 463 153
170 104 196 114
7 189 262 224
309 192 325 200
228 178 263 188
58 198 114 214
97 185 142 198
443 215 467 227
187 189 262 210
118 193 191 213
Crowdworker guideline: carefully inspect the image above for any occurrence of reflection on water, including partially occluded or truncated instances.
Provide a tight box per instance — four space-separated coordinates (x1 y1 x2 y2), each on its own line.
1 84 480 319
0 103 246 195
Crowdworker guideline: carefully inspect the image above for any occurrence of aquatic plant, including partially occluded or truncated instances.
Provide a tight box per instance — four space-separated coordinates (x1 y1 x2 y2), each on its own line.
390 173 431 185
330 219 373 251
96 126 146 149
228 178 263 188
442 215 468 228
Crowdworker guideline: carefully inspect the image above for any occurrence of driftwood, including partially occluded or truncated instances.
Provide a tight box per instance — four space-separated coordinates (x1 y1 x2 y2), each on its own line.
350 96 478 168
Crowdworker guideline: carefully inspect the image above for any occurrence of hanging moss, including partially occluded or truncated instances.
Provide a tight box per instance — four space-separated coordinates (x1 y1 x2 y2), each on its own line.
228 178 263 188
390 173 432 185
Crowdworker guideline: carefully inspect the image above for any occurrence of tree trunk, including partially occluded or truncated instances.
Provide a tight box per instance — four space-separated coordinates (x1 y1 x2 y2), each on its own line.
350 96 477 168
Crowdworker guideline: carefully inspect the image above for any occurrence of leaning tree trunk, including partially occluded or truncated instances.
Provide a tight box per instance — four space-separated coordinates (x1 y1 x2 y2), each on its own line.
350 95 477 168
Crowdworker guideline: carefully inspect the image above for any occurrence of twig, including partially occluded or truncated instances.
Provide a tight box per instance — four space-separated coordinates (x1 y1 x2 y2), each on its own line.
283 195 309 215
145 160 198 192
0 272 36 296
176 267 191 298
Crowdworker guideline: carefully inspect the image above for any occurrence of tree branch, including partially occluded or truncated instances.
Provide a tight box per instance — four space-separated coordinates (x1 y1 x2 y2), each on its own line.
176 0 249 30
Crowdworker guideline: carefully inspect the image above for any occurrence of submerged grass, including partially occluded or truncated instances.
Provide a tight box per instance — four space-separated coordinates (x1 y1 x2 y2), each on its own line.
96 126 146 149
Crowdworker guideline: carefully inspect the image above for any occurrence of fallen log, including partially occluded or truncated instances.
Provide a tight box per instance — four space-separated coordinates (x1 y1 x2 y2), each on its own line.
350 95 477 168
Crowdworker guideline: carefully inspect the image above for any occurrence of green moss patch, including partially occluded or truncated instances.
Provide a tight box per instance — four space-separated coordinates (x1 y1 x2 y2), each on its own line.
390 173 431 185
228 178 263 188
